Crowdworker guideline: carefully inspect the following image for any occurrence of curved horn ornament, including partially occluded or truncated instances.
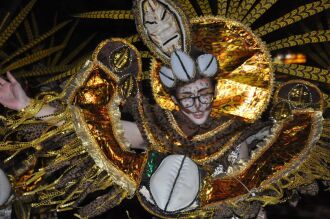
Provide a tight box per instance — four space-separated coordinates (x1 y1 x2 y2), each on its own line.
196 54 218 77
159 65 176 88
170 50 196 82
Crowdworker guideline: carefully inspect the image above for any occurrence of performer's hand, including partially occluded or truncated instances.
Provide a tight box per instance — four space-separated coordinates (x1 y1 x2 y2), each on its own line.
0 71 31 111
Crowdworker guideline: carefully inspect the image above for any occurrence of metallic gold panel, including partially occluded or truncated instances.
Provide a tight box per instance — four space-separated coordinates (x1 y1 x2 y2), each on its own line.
211 79 270 120
68 39 147 196
149 16 273 122
201 111 321 206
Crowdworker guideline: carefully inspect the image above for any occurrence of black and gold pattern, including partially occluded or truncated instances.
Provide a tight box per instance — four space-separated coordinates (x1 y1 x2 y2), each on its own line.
255 0 329 36
268 30 330 51
74 10 134 20
198 0 213 16
227 0 240 20
241 0 278 26
274 64 329 83
217 0 228 16
178 0 198 19
0 0 37 48
235 0 256 21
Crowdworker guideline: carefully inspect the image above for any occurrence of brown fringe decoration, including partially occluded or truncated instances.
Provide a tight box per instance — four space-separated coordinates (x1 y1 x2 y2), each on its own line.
248 119 330 205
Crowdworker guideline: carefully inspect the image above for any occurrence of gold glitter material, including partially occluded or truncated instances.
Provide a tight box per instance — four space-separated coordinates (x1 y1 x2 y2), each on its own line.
212 79 270 121
201 110 323 206
270 101 292 121
67 39 148 196
274 80 324 111
165 110 235 142
119 75 135 100
149 16 273 122
110 46 131 70
195 131 242 165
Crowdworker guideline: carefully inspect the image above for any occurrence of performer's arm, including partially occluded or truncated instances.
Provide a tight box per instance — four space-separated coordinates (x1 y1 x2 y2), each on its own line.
0 71 58 119
122 120 146 149
0 72 146 148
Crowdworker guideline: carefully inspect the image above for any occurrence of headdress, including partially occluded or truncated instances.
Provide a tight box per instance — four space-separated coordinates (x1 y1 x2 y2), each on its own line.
135 0 273 122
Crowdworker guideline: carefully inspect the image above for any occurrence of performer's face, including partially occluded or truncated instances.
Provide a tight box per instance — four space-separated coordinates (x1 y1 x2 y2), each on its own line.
175 78 214 125
143 0 181 56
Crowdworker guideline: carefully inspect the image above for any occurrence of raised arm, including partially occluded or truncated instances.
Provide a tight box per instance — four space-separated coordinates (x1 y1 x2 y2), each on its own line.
0 72 57 117
0 72 146 148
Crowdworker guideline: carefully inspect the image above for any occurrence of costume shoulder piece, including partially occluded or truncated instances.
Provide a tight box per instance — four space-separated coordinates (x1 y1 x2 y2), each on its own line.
0 39 148 218
66 38 147 196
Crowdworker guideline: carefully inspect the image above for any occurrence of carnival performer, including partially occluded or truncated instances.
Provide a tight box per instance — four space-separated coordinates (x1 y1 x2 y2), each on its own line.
0 0 329 218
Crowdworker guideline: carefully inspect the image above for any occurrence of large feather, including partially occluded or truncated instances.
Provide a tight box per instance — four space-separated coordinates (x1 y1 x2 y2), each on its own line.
60 34 96 65
274 63 329 83
255 0 329 36
3 44 65 72
1 21 70 65
74 10 134 19
51 20 78 65
268 30 330 51
0 0 38 48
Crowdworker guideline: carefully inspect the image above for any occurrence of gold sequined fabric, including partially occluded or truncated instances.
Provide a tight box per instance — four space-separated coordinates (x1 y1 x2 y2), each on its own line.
72 70 146 183
201 110 322 206
150 16 273 122
66 39 147 195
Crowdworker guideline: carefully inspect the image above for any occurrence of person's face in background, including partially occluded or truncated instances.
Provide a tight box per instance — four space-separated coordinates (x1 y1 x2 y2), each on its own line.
175 78 214 125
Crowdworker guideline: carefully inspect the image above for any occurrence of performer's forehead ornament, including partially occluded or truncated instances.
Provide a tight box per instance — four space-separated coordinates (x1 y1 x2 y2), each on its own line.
134 0 273 122
159 50 218 88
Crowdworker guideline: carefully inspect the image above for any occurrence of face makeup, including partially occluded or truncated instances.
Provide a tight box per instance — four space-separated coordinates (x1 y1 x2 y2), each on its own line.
175 78 214 125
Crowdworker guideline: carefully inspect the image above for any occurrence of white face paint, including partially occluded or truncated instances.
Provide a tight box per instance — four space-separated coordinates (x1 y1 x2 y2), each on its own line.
175 78 214 125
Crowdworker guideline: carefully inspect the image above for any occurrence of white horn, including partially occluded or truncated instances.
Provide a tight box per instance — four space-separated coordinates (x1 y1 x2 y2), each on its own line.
171 50 195 82
196 54 218 77
159 66 176 88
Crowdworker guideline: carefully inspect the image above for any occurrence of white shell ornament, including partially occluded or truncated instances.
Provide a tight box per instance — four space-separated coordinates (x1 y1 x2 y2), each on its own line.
196 54 218 77
159 66 176 88
171 50 196 82
149 155 200 212
0 168 11 205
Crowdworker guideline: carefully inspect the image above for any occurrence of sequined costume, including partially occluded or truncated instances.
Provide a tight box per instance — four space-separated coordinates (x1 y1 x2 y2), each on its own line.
0 0 329 218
